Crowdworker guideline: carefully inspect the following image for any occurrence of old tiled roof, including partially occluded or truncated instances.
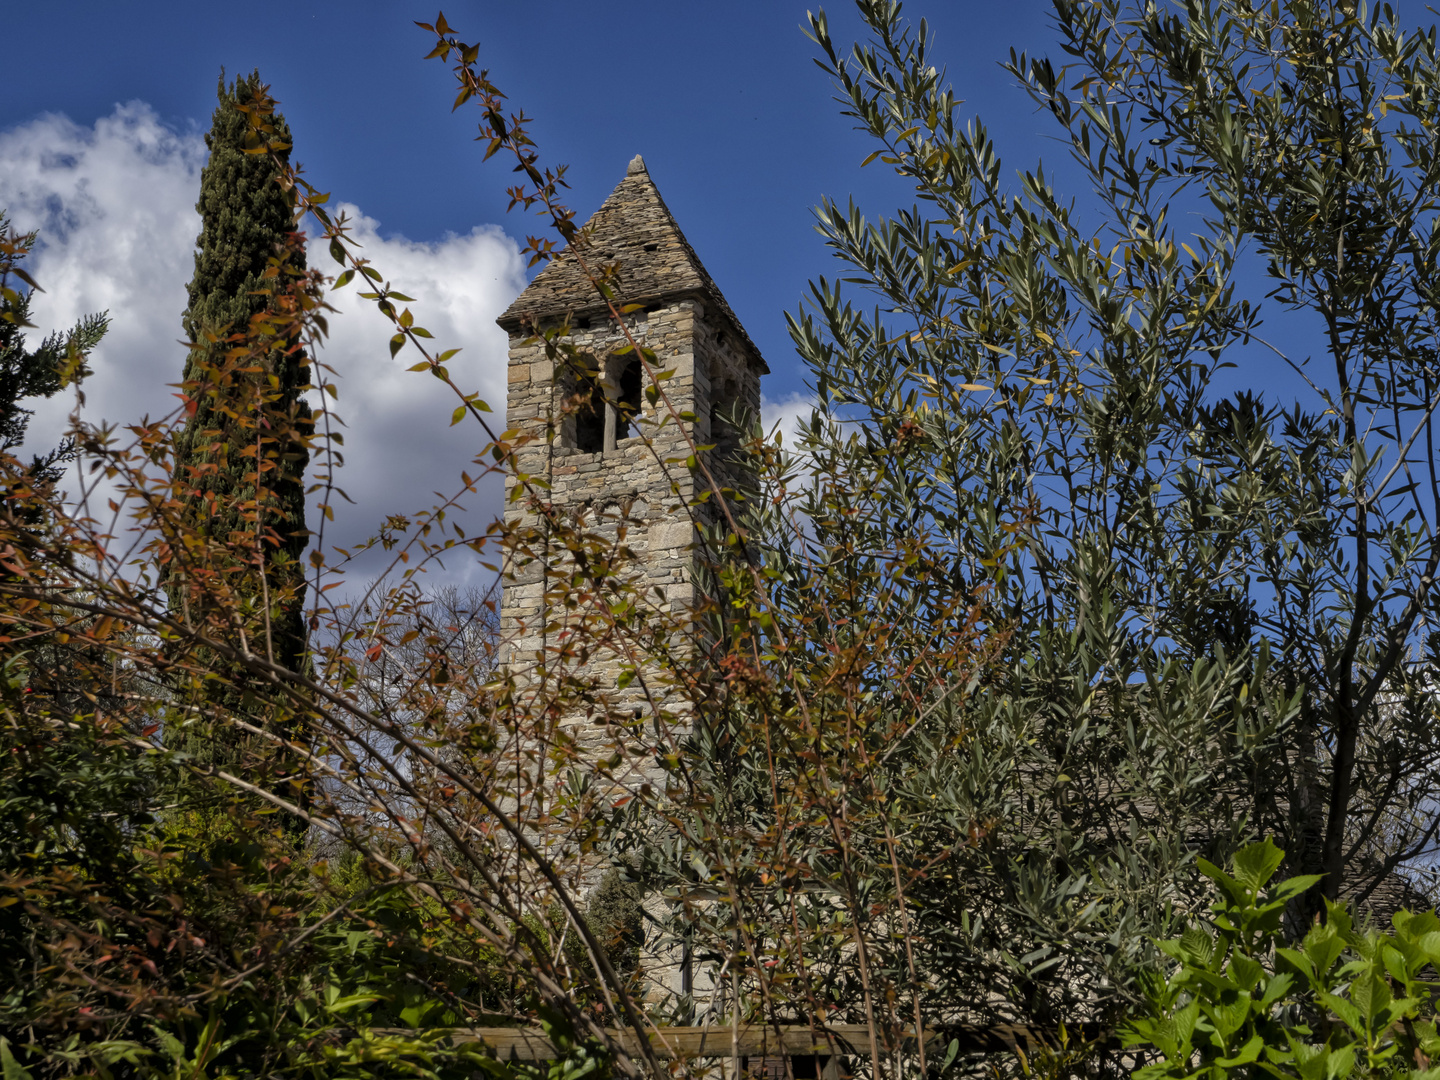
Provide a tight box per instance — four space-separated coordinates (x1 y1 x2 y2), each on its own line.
497 155 768 373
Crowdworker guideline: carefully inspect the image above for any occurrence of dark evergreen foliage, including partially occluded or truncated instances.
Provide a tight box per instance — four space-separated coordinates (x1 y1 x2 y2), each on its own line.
0 213 108 482
171 71 312 681
166 73 313 825
585 869 644 978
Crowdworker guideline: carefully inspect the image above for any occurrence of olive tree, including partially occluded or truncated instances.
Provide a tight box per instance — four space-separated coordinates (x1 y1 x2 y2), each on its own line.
771 0 1440 1036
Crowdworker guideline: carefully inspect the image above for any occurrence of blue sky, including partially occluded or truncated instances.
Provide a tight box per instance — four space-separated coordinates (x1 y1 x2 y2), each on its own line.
6 0 1062 401
14 0 1424 588
2 0 1074 581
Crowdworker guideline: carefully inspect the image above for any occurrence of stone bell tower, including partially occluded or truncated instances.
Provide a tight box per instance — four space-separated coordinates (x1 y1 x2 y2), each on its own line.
496 154 768 715
495 155 766 1011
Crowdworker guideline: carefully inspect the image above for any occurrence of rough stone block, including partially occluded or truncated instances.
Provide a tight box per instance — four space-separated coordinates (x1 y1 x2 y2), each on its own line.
648 521 694 552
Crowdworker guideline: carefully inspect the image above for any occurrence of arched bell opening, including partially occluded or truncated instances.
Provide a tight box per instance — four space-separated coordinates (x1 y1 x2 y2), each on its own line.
611 354 644 443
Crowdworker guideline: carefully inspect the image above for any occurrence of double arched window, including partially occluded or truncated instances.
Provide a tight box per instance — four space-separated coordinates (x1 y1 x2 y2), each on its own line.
570 353 644 454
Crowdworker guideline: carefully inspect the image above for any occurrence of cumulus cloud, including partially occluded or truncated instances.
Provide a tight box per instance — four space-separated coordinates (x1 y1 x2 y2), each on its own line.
0 103 206 438
0 103 527 588
307 207 525 584
761 390 819 449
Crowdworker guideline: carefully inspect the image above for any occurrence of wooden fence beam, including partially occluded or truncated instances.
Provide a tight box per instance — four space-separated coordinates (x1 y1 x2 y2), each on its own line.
401 1023 1115 1062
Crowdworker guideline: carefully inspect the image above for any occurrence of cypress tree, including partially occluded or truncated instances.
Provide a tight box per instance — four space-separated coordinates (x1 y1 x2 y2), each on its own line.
167 72 312 802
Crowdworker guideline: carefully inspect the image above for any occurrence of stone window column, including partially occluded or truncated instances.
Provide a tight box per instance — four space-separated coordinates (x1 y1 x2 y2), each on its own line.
601 378 619 452
602 354 644 453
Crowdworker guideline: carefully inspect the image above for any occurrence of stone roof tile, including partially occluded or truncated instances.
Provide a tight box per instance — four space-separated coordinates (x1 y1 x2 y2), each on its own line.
497 155 767 373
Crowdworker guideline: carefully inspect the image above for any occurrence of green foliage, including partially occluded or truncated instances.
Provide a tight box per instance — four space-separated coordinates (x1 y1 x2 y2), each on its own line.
1127 840 1440 1080
18 4 1440 1080
0 212 108 481
0 658 170 1033
0 63 633 1080
182 72 302 353
733 0 1440 1039
0 759 515 1076
584 870 643 980
169 69 312 681
0 646 532 1080
0 26 698 1080
163 71 317 838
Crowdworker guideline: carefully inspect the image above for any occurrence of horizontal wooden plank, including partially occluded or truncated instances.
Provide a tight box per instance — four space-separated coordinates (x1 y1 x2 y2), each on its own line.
416 1023 1114 1061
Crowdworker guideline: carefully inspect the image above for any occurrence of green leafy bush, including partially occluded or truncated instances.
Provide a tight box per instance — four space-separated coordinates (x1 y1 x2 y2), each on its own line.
1126 839 1440 1080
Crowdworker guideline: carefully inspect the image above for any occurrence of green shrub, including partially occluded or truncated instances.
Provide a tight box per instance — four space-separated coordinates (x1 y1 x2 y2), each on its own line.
1125 839 1440 1080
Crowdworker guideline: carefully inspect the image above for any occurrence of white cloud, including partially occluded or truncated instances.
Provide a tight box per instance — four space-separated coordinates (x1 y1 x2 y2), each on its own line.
761 390 818 449
0 103 206 439
306 206 525 585
0 103 527 589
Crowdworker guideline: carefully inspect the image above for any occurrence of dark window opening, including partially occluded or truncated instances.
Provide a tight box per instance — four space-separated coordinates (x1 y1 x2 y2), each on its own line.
573 362 604 453
710 377 739 455
566 354 647 454
576 397 604 452
614 357 643 441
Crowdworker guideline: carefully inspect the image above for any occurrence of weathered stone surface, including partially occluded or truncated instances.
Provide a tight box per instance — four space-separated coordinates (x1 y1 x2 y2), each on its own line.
497 155 767 377
496 159 767 1007
498 159 765 696
648 521 695 552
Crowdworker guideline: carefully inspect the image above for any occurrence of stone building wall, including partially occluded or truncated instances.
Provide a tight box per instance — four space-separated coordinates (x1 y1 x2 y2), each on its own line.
695 306 765 498
498 298 715 714
497 155 767 729
495 155 767 1011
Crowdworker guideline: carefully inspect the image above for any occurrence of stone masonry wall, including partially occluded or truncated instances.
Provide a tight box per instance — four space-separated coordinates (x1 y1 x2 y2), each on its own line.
502 298 706 682
495 156 766 1010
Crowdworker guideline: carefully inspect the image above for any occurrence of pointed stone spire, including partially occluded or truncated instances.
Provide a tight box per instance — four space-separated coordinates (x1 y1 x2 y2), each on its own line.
498 155 766 372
